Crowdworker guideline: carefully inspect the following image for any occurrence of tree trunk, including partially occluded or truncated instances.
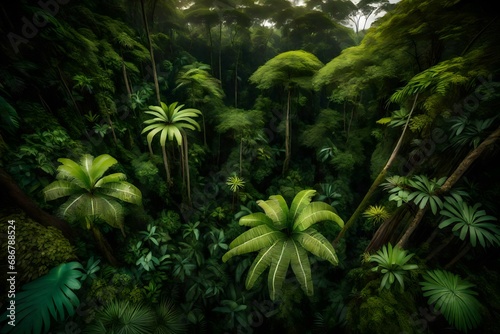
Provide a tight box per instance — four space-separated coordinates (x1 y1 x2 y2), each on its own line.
161 144 172 185
397 207 427 248
183 134 192 206
334 94 419 246
140 0 161 105
282 88 291 175
91 225 119 266
396 124 500 248
0 168 75 240
365 205 411 253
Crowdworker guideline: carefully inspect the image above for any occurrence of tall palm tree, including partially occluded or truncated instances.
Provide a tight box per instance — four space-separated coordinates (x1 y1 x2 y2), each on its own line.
249 50 324 174
222 189 344 300
142 101 202 204
43 154 142 265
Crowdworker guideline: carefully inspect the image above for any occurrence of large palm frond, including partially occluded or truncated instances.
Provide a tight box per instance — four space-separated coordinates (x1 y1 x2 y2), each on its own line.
420 270 482 332
0 262 83 334
222 189 344 300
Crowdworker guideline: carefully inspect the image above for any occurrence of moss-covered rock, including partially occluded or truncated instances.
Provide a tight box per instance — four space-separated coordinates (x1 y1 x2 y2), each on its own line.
0 211 77 285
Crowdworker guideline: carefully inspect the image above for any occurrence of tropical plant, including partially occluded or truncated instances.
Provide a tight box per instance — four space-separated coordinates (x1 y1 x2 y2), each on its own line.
142 101 202 204
153 299 187 334
43 154 142 265
439 194 500 248
362 205 390 225
448 115 497 149
213 284 249 330
369 243 418 291
406 175 446 214
0 262 84 334
226 174 245 210
222 189 344 300
249 50 324 173
420 270 482 332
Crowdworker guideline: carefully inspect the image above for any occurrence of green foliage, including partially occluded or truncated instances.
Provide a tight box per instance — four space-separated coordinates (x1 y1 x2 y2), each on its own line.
0 212 76 285
84 300 156 334
249 50 324 90
439 194 500 248
43 154 142 234
222 189 344 300
362 205 390 225
347 280 417 334
226 174 245 193
420 270 482 332
448 115 497 149
385 175 446 214
1 262 84 334
407 175 446 214
142 101 202 150
369 243 418 291
0 96 19 135
86 272 144 313
7 128 84 196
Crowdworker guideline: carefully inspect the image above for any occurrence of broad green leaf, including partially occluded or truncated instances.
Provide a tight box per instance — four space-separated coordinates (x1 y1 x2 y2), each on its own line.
257 197 287 228
289 189 316 223
245 240 281 290
222 225 285 262
239 212 273 227
268 240 291 300
44 181 82 201
288 240 313 296
294 228 338 265
293 202 344 231
1 262 83 334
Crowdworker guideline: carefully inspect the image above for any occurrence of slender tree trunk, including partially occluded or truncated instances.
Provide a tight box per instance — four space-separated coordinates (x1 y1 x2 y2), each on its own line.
91 225 119 266
365 205 411 253
283 88 291 175
57 65 84 123
397 124 500 248
334 94 419 246
0 168 74 240
397 207 427 248
122 60 132 98
161 144 172 185
140 0 161 105
239 137 243 175
183 134 192 206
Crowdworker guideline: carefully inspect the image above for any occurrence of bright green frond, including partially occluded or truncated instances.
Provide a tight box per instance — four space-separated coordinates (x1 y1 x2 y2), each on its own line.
96 182 142 205
268 240 291 301
222 225 285 262
257 197 288 229
59 193 88 222
245 240 281 290
293 202 344 231
3 262 83 334
88 154 117 185
56 158 90 189
44 180 83 202
294 228 339 265
289 240 313 296
420 270 482 332
94 173 127 186
239 212 274 227
289 189 317 222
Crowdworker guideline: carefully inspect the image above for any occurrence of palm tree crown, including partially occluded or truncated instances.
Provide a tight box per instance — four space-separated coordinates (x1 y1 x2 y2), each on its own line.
222 189 344 300
142 101 202 151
